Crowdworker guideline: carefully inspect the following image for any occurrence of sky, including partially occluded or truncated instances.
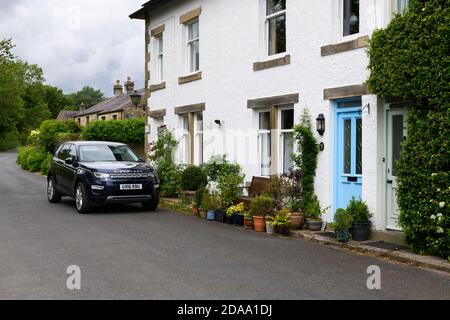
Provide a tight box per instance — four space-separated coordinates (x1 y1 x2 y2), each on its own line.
0 0 146 97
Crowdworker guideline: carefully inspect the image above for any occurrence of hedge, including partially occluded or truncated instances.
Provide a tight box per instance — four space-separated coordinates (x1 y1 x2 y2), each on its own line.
39 120 81 153
17 145 51 175
82 118 145 144
367 0 449 259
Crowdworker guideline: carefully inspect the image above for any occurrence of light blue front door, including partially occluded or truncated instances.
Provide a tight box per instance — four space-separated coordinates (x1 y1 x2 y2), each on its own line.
334 100 363 211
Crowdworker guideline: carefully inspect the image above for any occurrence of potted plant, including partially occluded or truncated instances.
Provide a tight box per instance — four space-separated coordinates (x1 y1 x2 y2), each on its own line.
200 192 217 221
288 200 305 230
191 202 200 217
304 195 329 231
244 211 254 229
196 187 207 219
347 197 373 241
249 195 275 232
271 210 291 236
227 203 245 226
180 166 207 202
281 169 305 230
217 172 244 223
334 208 353 242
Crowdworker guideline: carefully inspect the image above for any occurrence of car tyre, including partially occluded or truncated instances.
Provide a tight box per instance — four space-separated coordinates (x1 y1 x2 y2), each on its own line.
75 182 92 214
142 191 159 211
47 176 62 203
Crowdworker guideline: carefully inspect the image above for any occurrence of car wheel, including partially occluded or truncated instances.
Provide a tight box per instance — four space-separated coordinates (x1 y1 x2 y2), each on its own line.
142 192 159 211
75 182 92 214
47 176 62 203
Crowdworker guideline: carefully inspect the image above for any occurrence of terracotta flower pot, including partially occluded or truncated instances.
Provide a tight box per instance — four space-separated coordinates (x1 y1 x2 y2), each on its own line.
244 218 254 229
192 207 200 217
253 216 266 232
289 212 305 230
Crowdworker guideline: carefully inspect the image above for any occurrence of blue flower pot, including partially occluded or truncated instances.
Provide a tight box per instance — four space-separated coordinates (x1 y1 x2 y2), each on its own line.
207 210 216 221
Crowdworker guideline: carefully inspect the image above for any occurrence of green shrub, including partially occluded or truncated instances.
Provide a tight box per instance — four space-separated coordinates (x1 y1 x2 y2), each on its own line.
217 172 245 207
346 197 372 224
367 0 449 259
16 145 36 170
56 132 81 146
201 154 241 182
397 109 449 259
149 128 183 197
334 208 353 231
200 191 221 211
40 153 53 175
292 108 319 208
249 195 275 217
270 210 291 227
304 194 329 220
39 120 81 153
27 148 48 172
194 186 205 208
82 118 144 144
180 166 207 191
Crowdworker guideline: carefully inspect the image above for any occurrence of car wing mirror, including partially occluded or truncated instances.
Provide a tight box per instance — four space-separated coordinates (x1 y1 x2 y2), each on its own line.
65 157 74 165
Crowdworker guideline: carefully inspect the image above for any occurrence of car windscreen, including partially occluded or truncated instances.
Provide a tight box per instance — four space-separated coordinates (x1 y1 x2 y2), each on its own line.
79 145 140 162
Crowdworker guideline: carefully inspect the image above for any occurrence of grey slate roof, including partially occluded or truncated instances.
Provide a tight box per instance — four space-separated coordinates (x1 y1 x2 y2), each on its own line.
57 110 80 121
129 0 177 19
76 89 145 117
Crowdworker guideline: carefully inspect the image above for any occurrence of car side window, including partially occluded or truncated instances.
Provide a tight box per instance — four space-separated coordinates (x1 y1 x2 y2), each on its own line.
68 145 77 160
58 144 71 161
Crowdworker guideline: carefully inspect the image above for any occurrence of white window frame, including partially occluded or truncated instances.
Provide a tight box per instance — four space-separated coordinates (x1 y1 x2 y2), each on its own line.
338 0 361 41
265 0 287 57
186 19 200 73
258 110 272 177
194 112 203 165
279 106 294 174
156 35 164 82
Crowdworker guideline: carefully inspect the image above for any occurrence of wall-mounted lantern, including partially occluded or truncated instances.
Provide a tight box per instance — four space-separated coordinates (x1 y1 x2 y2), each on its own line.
316 114 325 136
129 90 143 110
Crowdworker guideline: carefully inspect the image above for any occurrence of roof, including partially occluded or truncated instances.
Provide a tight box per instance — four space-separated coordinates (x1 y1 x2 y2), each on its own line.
129 0 177 20
76 89 145 117
65 141 128 147
57 110 80 121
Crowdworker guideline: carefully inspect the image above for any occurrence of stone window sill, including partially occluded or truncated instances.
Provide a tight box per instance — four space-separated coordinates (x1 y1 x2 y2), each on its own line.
178 71 202 85
253 54 291 71
321 36 369 56
149 81 166 92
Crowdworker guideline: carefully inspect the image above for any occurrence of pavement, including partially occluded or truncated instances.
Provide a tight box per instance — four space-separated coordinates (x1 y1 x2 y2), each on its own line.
0 150 449 300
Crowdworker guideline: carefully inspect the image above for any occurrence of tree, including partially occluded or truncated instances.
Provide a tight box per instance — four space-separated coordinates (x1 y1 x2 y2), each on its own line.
367 0 449 259
44 85 74 118
65 86 105 109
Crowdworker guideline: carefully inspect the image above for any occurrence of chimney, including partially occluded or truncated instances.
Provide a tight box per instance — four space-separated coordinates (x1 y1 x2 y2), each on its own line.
124 76 135 94
113 80 123 96
79 103 86 113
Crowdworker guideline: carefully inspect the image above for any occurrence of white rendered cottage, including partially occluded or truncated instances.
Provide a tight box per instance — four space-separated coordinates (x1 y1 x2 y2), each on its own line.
130 0 411 230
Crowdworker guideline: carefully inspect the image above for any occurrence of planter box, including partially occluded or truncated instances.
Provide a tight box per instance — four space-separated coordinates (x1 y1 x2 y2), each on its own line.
181 190 196 203
244 218 254 229
215 209 226 223
226 214 234 225
233 214 244 226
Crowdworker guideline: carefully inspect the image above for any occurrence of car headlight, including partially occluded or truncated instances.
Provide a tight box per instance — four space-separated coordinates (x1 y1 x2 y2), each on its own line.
94 172 110 179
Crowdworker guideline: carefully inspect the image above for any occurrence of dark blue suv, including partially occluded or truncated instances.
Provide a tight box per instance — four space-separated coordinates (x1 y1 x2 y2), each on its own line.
47 141 160 213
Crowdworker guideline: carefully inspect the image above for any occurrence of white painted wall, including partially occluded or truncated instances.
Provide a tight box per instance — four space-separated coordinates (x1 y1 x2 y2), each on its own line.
144 0 394 229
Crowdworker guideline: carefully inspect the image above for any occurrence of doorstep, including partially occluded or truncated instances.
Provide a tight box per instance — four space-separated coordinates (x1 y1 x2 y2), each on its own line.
290 230 450 274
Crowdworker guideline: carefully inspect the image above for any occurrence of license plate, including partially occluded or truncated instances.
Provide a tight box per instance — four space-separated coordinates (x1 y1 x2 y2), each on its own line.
120 184 143 190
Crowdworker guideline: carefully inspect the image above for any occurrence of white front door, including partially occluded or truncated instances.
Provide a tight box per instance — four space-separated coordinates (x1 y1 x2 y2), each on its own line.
386 108 407 230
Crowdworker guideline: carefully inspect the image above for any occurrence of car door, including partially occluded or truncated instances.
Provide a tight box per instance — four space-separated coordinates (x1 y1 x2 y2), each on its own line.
60 144 78 195
53 144 70 194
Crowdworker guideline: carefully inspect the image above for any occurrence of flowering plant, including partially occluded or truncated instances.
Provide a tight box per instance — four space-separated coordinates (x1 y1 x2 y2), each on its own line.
226 202 245 217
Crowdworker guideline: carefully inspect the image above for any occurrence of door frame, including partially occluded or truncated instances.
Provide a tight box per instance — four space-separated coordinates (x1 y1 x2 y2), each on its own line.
333 97 362 215
383 104 408 230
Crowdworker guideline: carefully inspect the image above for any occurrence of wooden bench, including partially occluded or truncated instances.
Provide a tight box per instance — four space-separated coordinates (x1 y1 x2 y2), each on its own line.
236 176 271 208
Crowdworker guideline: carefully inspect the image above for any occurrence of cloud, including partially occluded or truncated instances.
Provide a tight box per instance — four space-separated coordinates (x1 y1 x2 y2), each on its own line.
0 0 145 96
